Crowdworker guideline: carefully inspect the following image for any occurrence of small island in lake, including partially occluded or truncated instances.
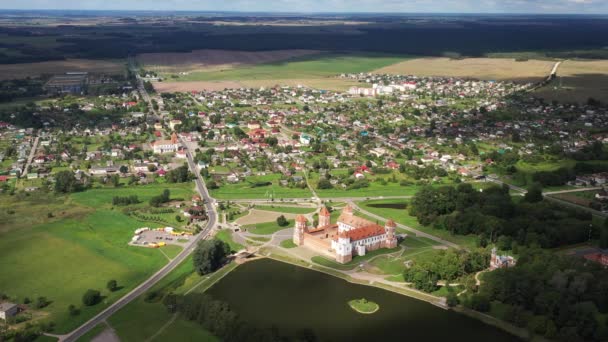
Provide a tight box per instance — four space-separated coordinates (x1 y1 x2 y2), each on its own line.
348 298 380 314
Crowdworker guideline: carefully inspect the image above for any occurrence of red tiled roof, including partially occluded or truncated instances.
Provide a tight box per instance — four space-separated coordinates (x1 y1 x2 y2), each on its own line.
339 224 386 241
320 207 330 217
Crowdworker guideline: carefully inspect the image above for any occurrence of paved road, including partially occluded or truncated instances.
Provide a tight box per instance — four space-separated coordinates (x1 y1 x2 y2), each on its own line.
486 176 608 218
62 100 218 342
225 195 413 204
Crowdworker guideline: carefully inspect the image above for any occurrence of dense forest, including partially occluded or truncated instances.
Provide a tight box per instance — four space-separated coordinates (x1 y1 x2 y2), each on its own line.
410 183 595 248
2 15 608 63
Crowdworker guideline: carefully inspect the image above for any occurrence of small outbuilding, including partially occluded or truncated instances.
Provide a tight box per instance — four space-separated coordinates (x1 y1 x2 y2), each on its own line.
0 302 19 320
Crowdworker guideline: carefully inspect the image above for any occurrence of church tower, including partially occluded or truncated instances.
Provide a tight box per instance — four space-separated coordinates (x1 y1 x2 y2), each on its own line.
384 219 398 249
293 215 307 246
319 206 331 228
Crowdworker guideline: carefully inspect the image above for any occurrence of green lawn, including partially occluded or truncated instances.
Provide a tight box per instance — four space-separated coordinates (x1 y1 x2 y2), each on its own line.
279 239 297 249
311 247 400 271
245 220 293 235
215 229 244 252
0 209 169 333
253 205 316 214
210 174 313 200
175 53 408 82
161 245 183 259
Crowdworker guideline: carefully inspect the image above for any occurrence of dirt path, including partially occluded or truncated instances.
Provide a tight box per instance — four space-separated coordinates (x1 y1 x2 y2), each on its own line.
145 314 178 342
91 322 120 342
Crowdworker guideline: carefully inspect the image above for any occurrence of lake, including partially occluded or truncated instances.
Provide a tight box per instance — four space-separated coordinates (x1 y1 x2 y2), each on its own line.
207 258 520 342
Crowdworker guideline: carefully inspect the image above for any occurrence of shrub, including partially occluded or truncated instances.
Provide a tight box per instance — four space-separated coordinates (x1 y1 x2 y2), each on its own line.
82 289 101 306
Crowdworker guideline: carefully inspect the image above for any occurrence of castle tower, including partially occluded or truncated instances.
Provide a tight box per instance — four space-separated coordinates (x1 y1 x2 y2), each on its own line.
293 215 307 246
335 231 353 264
319 206 331 228
385 219 398 249
490 247 497 269
171 132 178 144
343 204 353 217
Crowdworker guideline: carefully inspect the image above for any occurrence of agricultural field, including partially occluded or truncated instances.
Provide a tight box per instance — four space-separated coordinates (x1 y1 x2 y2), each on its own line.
0 59 126 80
534 59 608 104
373 57 555 83
176 53 406 81
137 49 322 74
152 52 406 92
0 182 195 333
153 78 361 92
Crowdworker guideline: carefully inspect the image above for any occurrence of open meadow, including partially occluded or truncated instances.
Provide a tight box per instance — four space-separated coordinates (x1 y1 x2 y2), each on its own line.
0 182 194 333
373 57 555 83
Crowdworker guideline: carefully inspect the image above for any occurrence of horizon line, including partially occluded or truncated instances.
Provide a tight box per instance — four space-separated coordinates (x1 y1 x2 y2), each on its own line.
0 9 607 16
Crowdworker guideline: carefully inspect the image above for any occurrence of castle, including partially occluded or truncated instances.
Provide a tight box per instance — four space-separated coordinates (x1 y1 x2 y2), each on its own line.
293 205 398 264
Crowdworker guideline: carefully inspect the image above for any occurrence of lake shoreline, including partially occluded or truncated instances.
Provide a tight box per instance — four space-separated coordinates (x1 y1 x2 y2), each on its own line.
257 254 528 341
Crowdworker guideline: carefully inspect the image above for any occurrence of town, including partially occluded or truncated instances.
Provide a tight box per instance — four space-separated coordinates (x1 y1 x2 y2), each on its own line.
1 8 608 342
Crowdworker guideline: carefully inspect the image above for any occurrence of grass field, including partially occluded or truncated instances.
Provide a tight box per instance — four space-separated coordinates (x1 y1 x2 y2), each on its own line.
0 209 169 333
152 52 406 92
104 256 237 341
210 174 313 200
70 182 195 208
154 78 362 92
0 59 126 80
373 57 555 83
245 220 293 235
253 205 316 214
168 53 407 82
215 229 244 252
279 239 298 248
534 59 608 104
0 182 196 333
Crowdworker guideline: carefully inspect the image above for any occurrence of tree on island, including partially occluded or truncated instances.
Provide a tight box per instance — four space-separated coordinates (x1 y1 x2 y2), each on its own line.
192 239 231 276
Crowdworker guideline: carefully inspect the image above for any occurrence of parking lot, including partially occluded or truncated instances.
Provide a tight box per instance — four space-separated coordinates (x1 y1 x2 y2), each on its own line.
129 229 192 248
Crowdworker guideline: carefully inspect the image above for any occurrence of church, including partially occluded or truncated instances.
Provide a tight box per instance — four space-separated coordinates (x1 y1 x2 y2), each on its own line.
293 205 398 264
152 132 180 154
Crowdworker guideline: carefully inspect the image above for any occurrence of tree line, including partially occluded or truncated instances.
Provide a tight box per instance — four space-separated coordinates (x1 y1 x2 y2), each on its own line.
410 183 594 249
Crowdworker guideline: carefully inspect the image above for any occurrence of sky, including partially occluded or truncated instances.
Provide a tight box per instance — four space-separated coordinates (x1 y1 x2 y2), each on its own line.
1 0 608 14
